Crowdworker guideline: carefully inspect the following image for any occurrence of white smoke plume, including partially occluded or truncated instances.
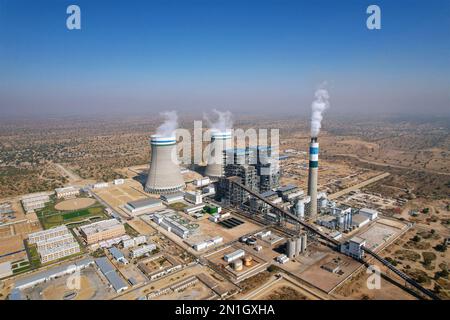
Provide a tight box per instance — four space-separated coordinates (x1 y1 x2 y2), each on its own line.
156 111 178 137
310 87 330 137
204 109 233 132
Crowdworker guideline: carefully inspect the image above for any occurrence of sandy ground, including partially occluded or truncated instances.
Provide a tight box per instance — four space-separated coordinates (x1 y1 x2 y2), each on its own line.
54 197 96 211
42 276 95 300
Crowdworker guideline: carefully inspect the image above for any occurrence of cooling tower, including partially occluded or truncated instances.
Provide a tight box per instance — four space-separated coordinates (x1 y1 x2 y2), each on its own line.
307 137 319 218
145 135 185 194
205 130 232 178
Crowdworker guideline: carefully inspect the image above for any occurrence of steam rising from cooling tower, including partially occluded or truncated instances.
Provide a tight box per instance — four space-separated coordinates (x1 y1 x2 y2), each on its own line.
204 109 233 132
308 86 329 218
145 111 185 194
310 88 330 138
156 111 178 137
204 110 233 178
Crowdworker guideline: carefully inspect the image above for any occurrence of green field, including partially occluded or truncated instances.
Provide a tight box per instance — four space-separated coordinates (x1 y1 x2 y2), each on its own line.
37 201 107 229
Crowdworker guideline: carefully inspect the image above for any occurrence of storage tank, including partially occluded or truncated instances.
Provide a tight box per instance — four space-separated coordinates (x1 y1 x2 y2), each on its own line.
286 238 296 259
301 233 307 252
145 135 185 194
243 256 253 267
232 259 243 271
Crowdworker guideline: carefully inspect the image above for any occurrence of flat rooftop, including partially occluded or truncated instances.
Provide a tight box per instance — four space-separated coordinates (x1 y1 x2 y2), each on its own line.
127 198 162 209
80 219 122 235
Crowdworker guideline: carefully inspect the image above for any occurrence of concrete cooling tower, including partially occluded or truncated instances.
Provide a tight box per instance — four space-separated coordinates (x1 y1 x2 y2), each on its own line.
145 135 185 194
204 130 232 178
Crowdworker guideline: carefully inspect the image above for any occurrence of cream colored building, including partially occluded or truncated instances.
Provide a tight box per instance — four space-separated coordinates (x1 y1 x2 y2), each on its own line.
55 186 80 199
39 242 80 264
79 219 125 244
28 225 70 244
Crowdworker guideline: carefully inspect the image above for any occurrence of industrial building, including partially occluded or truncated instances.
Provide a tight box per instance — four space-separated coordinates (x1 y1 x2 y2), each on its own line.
109 247 128 264
151 210 191 239
192 236 223 251
145 134 185 194
95 257 128 293
79 219 126 244
255 145 281 192
285 234 307 259
184 203 205 215
184 190 203 205
224 249 245 263
55 186 79 199
13 258 94 290
129 244 157 258
124 198 163 214
160 192 184 204
359 208 379 221
194 177 210 187
351 213 371 228
21 192 51 213
277 185 304 203
340 236 366 259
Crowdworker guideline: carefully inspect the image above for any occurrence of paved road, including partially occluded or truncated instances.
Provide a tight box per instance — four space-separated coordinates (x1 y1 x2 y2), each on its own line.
53 163 82 183
328 172 390 200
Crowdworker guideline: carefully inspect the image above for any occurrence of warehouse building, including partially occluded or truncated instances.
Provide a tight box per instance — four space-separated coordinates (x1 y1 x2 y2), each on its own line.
351 213 370 228
95 257 128 293
160 192 185 204
109 247 128 264
224 249 245 263
14 258 94 290
359 208 379 221
79 219 126 244
124 198 163 214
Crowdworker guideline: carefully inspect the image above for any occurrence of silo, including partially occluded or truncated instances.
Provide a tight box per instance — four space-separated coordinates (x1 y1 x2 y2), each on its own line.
205 130 232 178
301 234 307 252
145 135 185 194
295 237 302 256
286 238 296 259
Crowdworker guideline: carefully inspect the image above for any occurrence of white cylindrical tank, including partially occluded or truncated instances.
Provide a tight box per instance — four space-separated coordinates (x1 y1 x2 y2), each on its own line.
145 135 185 194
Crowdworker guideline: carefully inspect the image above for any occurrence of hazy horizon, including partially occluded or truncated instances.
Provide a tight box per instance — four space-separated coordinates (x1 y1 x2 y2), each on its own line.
1 0 449 118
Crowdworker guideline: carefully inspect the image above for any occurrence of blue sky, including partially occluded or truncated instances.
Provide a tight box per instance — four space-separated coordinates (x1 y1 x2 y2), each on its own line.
0 0 449 117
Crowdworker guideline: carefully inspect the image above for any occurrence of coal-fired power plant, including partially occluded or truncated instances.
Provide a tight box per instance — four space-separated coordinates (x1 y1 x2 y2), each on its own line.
145 135 185 194
204 130 232 178
307 137 319 218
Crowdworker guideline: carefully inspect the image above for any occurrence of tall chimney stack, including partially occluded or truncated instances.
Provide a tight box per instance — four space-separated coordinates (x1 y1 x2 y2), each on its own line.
307 137 319 218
